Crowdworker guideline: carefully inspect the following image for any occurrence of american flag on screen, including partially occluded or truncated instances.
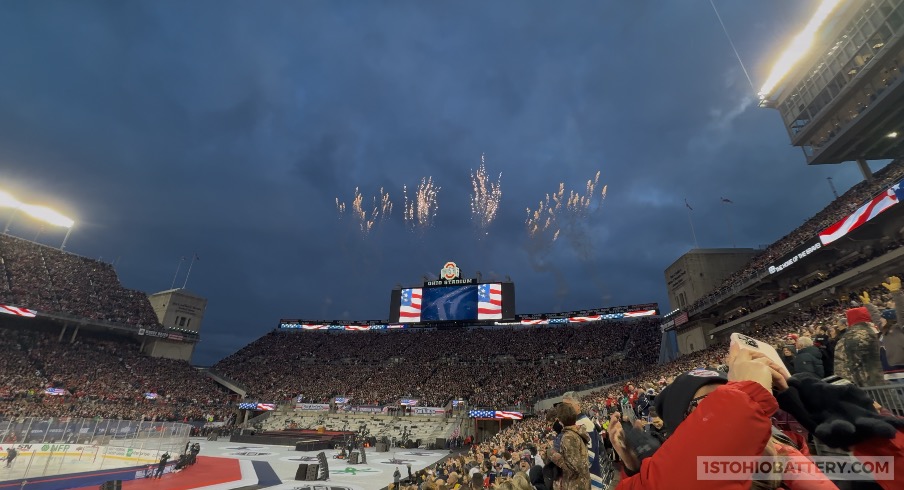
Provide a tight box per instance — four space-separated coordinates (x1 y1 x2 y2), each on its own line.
345 325 370 331
819 184 900 245
477 283 503 319
399 288 422 323
302 324 327 330
0 305 37 317
256 403 276 411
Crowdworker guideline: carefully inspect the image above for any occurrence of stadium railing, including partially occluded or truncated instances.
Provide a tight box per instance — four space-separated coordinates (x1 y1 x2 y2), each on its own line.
533 373 634 405
0 417 190 480
861 383 904 418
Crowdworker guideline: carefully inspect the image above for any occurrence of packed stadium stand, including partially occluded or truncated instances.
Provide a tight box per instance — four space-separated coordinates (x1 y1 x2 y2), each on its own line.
0 234 231 423
0 234 160 327
686 158 904 314
0 324 233 421
212 318 662 408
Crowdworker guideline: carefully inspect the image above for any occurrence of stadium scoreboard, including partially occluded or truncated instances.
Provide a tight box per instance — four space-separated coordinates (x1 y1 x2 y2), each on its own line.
277 261 659 330
388 262 516 323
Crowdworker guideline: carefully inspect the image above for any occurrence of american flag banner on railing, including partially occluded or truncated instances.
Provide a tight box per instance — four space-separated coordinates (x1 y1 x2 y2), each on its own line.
624 309 657 317
238 402 276 411
0 305 37 317
469 410 523 419
819 181 902 245
495 411 523 420
569 315 603 322
520 319 549 325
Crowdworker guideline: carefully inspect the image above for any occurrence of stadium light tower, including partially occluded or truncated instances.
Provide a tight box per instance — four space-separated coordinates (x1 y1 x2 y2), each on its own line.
0 190 22 234
757 0 904 167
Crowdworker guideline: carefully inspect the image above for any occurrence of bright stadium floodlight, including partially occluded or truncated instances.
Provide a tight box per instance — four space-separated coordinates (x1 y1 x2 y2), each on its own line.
18 203 75 249
20 204 74 229
758 0 844 100
0 191 20 209
0 190 76 248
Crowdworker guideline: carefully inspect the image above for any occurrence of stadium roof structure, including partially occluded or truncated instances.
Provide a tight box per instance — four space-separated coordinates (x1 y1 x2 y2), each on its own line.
758 0 904 164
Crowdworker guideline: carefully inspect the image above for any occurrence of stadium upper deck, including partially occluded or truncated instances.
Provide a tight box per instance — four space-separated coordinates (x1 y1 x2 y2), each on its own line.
759 0 904 164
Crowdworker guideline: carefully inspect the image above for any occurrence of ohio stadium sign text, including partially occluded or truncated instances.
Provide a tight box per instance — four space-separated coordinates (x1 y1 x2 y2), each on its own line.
424 261 478 286
768 242 821 275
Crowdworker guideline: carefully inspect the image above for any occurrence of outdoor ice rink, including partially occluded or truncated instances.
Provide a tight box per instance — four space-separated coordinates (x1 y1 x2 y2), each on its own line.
1 437 453 490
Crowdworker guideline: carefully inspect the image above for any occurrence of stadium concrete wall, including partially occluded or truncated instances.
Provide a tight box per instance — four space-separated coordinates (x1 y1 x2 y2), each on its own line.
677 325 708 355
142 337 195 361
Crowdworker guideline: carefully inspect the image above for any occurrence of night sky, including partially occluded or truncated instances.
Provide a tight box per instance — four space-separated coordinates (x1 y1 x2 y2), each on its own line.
0 1 883 365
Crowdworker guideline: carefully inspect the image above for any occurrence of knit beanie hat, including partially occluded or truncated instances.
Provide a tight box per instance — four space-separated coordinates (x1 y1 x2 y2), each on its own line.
653 368 727 433
845 307 872 326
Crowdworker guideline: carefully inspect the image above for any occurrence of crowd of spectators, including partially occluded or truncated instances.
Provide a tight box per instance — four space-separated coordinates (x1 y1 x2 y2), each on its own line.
578 268 903 419
686 158 904 314
0 234 160 328
713 236 904 327
0 325 233 422
444 270 902 490
214 318 662 408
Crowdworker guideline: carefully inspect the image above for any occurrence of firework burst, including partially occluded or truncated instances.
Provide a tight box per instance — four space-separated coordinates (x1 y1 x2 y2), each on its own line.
403 177 440 231
336 187 393 236
525 171 607 242
470 154 502 235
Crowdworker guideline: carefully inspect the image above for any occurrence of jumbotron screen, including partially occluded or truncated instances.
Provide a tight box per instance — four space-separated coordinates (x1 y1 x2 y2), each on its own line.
396 283 505 323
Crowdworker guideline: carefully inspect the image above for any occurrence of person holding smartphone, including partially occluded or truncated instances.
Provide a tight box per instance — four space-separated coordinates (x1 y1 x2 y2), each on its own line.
547 402 590 490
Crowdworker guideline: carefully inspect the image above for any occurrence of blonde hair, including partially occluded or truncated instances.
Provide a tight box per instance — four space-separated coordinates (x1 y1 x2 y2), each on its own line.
797 336 814 348
750 436 784 490
511 472 533 490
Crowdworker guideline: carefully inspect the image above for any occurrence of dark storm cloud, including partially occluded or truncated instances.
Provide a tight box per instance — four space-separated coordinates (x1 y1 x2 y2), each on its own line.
0 0 869 364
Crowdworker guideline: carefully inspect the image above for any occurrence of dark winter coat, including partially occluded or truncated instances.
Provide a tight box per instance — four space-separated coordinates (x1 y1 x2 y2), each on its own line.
794 346 825 378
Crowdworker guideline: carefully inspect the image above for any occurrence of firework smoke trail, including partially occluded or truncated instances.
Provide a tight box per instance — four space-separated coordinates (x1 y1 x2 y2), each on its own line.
470 154 503 236
524 170 608 306
403 177 440 232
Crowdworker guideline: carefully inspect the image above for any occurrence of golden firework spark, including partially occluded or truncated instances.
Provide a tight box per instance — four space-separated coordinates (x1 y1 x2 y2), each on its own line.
525 170 607 241
336 186 392 236
470 154 503 234
404 177 440 230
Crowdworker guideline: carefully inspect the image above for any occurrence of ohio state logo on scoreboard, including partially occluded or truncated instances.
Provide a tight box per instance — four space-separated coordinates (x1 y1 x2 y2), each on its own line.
440 262 461 281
